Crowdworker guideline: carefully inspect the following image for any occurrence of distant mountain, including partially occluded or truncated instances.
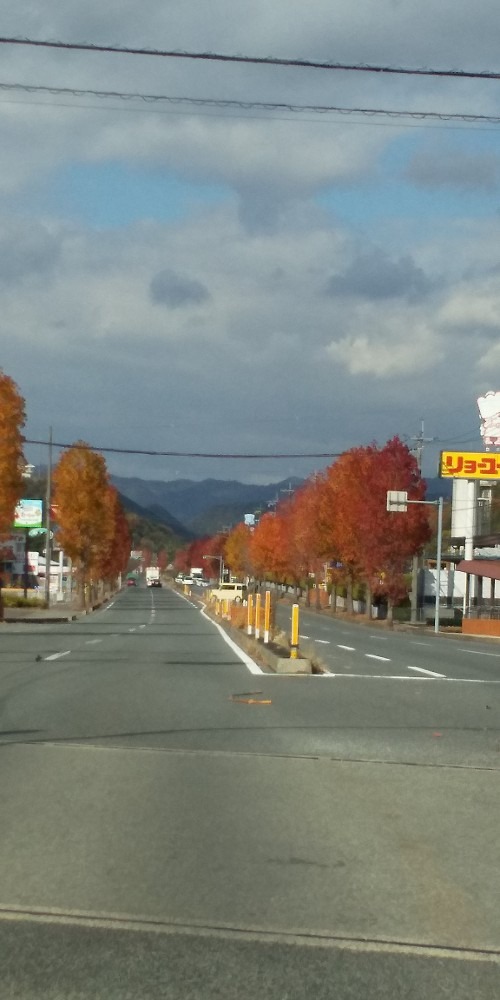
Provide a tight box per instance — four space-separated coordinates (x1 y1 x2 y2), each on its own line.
117 491 194 553
112 475 304 534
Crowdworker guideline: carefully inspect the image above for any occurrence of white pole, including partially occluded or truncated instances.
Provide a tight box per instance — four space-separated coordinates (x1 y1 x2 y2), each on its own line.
434 497 443 634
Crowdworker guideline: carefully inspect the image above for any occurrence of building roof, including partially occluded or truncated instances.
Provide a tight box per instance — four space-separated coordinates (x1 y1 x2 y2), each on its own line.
457 559 500 580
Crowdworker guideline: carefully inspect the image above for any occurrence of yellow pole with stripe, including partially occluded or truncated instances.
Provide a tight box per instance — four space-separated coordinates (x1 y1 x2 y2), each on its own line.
255 593 262 640
264 590 271 644
290 603 299 658
247 593 254 636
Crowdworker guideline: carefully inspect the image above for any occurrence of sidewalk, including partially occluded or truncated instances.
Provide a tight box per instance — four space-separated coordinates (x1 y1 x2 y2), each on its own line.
2 603 79 624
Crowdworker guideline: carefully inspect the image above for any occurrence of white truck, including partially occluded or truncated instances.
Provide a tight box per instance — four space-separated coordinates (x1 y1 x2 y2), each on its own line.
145 566 161 588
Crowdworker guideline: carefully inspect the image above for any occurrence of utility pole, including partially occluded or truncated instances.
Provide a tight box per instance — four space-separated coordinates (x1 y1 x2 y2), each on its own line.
44 427 52 607
410 420 436 624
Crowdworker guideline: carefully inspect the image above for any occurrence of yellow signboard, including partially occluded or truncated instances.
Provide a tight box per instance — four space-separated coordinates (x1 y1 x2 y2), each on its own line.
440 450 500 480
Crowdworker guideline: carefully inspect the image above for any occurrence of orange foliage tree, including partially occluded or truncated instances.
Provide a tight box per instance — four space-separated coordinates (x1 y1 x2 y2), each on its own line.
318 438 430 619
249 512 289 584
96 486 131 583
224 523 252 580
0 369 26 539
53 442 115 608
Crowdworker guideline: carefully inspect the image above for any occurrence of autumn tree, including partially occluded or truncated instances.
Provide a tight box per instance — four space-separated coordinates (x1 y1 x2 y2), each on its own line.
52 442 115 609
0 369 26 539
96 486 131 584
0 370 26 620
249 512 289 584
224 523 252 580
355 437 430 620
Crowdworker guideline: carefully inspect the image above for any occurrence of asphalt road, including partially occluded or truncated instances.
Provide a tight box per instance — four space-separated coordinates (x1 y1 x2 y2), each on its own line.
1 586 499 998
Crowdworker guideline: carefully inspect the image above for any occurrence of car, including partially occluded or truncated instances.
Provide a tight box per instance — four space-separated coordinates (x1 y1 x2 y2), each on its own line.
182 577 194 586
127 578 137 587
210 582 247 603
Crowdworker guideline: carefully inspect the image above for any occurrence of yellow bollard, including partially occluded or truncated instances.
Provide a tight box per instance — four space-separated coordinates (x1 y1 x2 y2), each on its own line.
255 593 262 640
264 590 271 644
247 594 254 636
290 603 299 658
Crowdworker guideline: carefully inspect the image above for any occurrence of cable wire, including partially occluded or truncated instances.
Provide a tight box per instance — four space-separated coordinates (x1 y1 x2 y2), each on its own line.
2 79 500 125
2 36 500 81
23 437 342 459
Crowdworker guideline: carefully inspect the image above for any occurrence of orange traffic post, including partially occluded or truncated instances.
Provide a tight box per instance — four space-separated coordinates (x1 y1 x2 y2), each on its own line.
255 593 262 640
247 594 254 636
290 603 299 658
264 590 271 644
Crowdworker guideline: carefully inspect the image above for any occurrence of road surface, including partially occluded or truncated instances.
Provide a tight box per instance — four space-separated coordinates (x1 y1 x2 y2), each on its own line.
1 586 499 998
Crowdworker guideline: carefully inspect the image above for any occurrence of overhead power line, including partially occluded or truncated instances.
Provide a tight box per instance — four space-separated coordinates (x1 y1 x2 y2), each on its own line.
2 35 500 81
2 79 500 125
24 437 342 460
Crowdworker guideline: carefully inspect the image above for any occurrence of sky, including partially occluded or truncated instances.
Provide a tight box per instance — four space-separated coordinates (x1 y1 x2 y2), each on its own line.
2 1 500 485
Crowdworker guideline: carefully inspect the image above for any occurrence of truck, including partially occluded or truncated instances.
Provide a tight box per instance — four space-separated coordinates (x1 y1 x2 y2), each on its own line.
145 566 161 588
190 567 204 582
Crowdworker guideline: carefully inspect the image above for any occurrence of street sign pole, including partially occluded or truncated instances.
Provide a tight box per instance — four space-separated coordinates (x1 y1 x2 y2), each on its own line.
44 427 52 607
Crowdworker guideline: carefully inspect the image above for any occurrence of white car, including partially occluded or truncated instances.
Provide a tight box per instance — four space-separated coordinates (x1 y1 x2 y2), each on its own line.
210 582 247 603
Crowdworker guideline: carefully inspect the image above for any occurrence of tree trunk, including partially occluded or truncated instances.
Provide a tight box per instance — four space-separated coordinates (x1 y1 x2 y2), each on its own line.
346 579 354 614
330 584 337 615
386 598 394 626
315 576 322 610
365 581 372 619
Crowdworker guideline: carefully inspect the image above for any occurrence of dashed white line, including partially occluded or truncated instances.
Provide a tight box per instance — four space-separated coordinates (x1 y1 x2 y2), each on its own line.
411 641 430 646
299 634 310 640
338 644 355 652
407 665 445 678
365 654 391 662
315 639 330 645
45 650 71 661
456 648 500 657
85 639 102 645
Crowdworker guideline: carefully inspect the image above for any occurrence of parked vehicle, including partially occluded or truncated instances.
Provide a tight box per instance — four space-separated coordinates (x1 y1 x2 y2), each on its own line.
210 582 247 603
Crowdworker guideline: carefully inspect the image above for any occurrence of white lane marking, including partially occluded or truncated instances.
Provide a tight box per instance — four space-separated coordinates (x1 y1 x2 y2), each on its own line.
260 672 500 683
365 654 391 662
411 641 430 646
139 625 146 629
323 674 500 682
44 650 71 661
338 644 355 652
315 639 330 645
299 634 310 639
368 635 388 640
456 648 500 657
200 608 263 675
85 639 102 645
128 628 136 633
407 665 445 678
106 602 115 610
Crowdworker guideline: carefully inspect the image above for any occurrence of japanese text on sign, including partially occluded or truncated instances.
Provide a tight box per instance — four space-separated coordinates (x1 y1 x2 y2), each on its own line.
440 451 500 480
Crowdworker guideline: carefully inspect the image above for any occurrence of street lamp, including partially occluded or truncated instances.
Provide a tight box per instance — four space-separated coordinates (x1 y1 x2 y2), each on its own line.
387 491 444 634
203 553 224 584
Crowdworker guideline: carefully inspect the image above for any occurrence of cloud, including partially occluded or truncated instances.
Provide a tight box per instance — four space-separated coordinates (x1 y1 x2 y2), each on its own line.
325 319 441 377
325 249 434 302
0 219 61 284
405 149 500 192
150 268 210 308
